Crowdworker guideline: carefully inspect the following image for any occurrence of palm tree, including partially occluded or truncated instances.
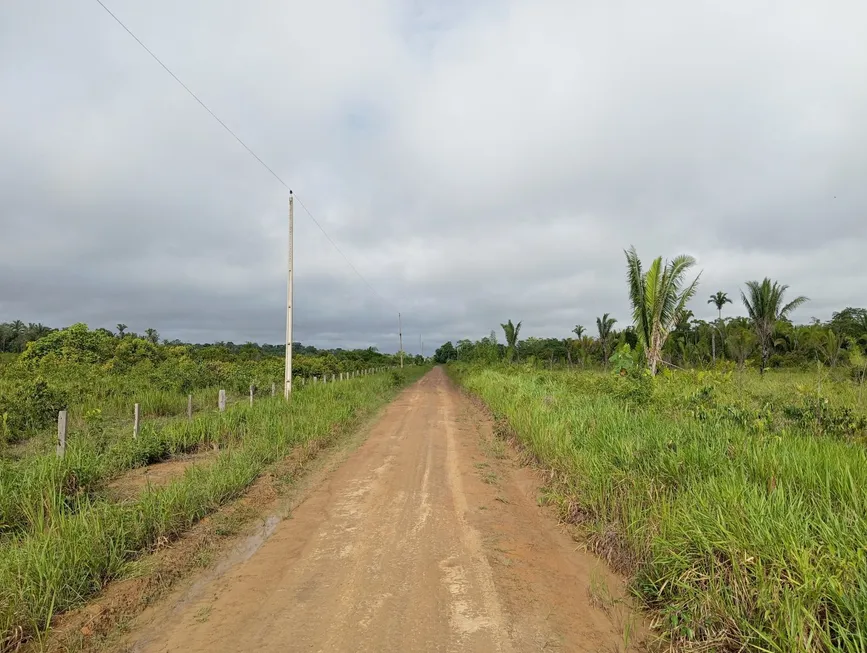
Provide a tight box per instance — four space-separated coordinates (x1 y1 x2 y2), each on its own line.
596 313 617 366
116 323 128 338
625 246 702 375
741 278 808 374
572 325 585 338
708 291 732 321
29 323 51 339
707 291 732 363
577 335 596 367
145 328 160 345
500 319 522 362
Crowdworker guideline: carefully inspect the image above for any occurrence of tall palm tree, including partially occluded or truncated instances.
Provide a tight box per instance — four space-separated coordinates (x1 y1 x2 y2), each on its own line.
116 323 128 338
741 278 808 374
625 246 702 375
145 328 160 345
596 313 617 366
708 291 732 321
572 325 585 338
500 319 522 362
707 291 732 363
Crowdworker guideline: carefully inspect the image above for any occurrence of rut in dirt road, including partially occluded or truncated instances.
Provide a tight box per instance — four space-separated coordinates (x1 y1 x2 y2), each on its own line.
130 368 642 653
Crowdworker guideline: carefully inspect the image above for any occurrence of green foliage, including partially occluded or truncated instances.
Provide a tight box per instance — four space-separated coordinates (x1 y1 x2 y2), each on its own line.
741 278 809 374
625 246 701 374
500 319 522 362
19 323 116 366
609 342 638 376
453 365 867 651
596 313 618 364
0 377 66 445
434 341 457 364
707 290 732 315
0 366 426 649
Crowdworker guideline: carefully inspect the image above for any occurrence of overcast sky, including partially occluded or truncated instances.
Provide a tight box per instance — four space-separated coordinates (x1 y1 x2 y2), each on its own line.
2 1 865 353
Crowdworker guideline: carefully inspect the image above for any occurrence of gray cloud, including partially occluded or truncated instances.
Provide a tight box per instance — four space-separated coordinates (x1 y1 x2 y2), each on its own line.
2 0 866 353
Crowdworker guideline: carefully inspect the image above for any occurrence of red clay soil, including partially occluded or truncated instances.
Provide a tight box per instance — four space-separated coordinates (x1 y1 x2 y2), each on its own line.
120 368 648 653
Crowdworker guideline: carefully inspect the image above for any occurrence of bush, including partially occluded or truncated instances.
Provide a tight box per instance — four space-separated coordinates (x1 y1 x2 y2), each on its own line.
0 377 66 444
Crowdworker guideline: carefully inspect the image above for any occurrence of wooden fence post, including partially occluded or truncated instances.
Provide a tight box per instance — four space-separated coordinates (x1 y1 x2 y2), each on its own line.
219 389 226 412
271 382 276 397
249 385 254 406
187 394 193 420
56 410 67 458
133 403 141 439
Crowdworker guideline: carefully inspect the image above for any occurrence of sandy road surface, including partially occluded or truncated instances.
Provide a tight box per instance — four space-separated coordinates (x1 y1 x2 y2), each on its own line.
131 368 639 652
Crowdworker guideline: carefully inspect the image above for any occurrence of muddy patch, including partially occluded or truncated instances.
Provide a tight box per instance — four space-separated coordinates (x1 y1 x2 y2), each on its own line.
106 452 216 500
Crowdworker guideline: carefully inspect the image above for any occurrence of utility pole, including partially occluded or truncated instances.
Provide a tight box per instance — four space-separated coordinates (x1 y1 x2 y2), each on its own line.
284 191 294 399
399 312 404 369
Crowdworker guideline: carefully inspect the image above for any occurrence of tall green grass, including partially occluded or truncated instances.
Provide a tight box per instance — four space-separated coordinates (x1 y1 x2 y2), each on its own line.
452 365 867 652
0 368 425 651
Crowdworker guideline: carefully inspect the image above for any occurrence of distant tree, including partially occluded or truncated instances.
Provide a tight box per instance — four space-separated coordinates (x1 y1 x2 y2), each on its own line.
145 328 160 345
500 319 522 362
707 291 733 363
596 314 617 366
116 324 128 338
829 307 867 344
26 323 51 341
625 246 701 375
809 328 845 368
433 341 457 364
726 326 755 370
708 291 732 321
741 278 808 374
576 335 596 367
572 325 585 338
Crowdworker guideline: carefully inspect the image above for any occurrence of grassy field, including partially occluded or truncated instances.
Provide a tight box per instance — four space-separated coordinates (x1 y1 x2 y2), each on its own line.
451 363 867 652
0 367 424 652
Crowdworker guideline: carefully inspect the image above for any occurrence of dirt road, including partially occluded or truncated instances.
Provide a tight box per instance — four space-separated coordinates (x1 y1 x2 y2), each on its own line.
130 368 640 652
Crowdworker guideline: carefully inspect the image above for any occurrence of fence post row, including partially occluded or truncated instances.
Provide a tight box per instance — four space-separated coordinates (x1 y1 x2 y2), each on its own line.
56 410 67 458
133 403 140 439
219 389 226 412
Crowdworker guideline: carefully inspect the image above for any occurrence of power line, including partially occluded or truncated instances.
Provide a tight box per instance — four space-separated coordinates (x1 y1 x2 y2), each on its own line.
91 0 395 310
293 195 395 309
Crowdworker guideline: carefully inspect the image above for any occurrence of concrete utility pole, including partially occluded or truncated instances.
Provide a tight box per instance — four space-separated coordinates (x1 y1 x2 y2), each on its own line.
399 312 404 369
284 191 294 399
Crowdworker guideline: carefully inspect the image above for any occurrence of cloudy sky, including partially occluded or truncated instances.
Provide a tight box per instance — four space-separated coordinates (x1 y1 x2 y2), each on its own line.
2 1 865 353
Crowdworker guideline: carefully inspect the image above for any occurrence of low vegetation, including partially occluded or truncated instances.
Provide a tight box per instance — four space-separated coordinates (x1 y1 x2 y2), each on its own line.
0 322 407 448
452 364 867 651
441 248 867 651
0 322 422 650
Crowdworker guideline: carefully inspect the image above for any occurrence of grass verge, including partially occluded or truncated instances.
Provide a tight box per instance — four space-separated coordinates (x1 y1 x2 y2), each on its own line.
0 368 426 651
450 364 867 652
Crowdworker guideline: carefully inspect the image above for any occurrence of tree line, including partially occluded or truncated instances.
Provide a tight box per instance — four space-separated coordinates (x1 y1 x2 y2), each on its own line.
435 247 867 378
0 321 413 369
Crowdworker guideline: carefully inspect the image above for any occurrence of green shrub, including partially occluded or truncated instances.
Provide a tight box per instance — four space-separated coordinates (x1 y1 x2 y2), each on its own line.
0 377 66 444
